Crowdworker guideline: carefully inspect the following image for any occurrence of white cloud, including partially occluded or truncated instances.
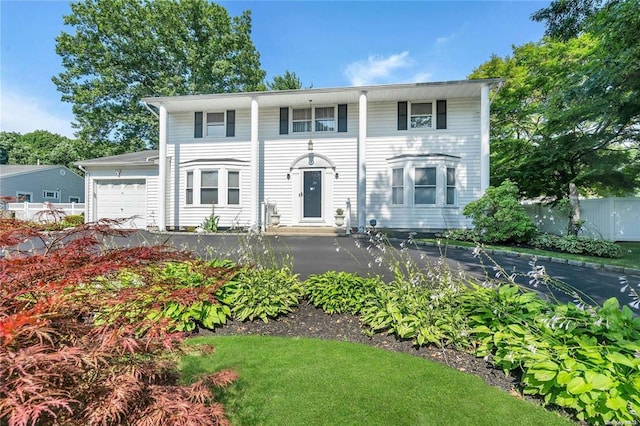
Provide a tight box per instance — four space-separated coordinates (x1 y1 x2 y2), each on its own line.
344 51 414 86
0 89 75 138
344 51 434 86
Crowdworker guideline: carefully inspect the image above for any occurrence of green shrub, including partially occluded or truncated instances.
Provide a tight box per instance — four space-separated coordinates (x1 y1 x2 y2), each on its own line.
62 213 84 227
224 266 303 322
463 180 537 244
530 233 622 258
441 228 481 242
304 271 380 315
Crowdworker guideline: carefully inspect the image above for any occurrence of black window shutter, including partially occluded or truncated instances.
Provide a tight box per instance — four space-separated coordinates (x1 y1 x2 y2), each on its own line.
194 112 203 138
338 104 347 132
397 102 408 130
226 110 235 137
436 100 447 129
279 107 289 135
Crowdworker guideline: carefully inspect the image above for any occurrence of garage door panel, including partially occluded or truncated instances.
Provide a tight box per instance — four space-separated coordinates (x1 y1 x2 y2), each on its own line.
96 179 146 229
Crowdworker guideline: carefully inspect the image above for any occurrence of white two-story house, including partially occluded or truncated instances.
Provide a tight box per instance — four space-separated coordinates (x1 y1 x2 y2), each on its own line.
77 79 501 232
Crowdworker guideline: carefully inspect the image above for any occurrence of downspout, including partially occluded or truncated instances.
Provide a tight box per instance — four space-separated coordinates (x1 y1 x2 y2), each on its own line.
480 84 490 193
357 91 368 233
158 105 167 231
250 97 259 230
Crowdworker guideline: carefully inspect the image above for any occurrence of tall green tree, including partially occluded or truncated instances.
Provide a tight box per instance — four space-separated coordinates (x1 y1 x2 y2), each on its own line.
54 0 266 149
531 0 604 40
267 71 304 91
470 34 639 199
0 130 97 174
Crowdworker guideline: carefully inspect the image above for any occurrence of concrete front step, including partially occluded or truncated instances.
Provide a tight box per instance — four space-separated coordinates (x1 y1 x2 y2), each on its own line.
264 226 350 237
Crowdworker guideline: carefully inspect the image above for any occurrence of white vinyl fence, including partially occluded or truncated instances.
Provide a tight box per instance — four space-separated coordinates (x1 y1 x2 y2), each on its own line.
5 202 85 222
523 198 640 242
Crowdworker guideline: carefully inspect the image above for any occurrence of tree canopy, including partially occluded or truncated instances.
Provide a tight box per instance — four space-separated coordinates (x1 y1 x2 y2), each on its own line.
266 71 306 91
0 130 111 174
54 0 266 149
471 0 639 200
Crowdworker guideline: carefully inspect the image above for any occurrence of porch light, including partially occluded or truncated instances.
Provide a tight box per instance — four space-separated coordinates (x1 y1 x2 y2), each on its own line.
286 173 291 180
308 139 313 151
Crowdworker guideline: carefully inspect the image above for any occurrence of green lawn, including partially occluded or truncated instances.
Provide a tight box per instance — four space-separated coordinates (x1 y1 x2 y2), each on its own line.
423 239 640 270
182 336 573 426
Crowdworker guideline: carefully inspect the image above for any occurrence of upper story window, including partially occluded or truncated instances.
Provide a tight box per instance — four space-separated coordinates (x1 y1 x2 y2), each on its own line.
398 100 447 130
315 107 335 132
282 105 347 135
194 110 235 138
206 112 225 137
410 103 433 129
292 108 312 133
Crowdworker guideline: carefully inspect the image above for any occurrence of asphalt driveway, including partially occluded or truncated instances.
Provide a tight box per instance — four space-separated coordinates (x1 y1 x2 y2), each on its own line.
121 231 639 309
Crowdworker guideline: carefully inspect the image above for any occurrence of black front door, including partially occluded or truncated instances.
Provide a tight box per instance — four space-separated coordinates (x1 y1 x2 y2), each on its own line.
303 170 322 218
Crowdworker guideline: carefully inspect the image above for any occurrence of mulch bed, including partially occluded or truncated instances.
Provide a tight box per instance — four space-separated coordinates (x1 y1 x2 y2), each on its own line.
197 301 522 395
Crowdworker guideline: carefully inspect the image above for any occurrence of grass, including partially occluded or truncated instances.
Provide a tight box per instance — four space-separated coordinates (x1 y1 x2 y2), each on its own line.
422 239 640 269
182 335 573 426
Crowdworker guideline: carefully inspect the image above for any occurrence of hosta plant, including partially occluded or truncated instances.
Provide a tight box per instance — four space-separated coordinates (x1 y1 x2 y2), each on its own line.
223 266 303 322
304 271 380 315
0 218 237 425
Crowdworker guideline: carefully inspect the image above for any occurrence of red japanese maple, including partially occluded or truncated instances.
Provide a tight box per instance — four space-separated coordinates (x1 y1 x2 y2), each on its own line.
0 219 236 425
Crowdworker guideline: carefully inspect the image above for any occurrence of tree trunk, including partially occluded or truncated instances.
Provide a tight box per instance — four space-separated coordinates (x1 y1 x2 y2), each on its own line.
568 182 581 236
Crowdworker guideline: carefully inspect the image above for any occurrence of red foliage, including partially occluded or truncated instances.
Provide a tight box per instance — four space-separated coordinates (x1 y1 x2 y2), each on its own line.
0 219 236 425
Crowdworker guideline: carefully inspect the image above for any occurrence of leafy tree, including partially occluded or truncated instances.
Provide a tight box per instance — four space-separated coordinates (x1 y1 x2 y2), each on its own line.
531 0 604 40
0 130 96 174
267 70 304 90
54 0 266 149
470 34 639 199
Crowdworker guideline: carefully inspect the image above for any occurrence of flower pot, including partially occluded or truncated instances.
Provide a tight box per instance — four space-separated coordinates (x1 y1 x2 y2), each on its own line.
334 215 344 227
271 214 280 226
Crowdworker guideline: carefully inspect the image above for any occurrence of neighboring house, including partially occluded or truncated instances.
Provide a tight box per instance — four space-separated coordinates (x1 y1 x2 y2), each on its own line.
0 165 85 203
77 79 501 231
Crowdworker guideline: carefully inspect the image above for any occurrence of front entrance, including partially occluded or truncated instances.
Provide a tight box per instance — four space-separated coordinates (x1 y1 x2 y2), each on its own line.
302 170 322 218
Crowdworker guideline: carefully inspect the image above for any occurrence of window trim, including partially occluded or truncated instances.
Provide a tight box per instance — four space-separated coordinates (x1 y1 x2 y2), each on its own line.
16 191 33 202
199 170 219 205
194 110 236 139
43 190 60 200
227 170 240 206
182 165 244 207
387 155 459 208
289 105 339 134
391 167 404 205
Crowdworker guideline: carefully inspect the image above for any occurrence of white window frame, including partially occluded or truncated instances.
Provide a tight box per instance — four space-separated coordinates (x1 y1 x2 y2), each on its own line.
16 191 33 202
205 112 225 137
410 101 434 129
69 196 81 203
391 167 404 205
227 170 240 205
446 167 456 206
43 190 60 200
291 106 337 133
182 166 244 207
200 170 219 205
414 167 437 205
185 171 194 205
387 156 459 208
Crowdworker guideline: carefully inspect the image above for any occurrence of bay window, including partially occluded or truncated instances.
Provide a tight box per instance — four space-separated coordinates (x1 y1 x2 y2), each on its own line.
414 167 437 205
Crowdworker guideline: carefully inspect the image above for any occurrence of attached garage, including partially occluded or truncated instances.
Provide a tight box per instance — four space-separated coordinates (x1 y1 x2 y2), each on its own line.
95 179 147 228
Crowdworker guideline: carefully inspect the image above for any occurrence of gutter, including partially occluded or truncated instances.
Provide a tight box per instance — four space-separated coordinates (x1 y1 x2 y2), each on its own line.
142 101 159 118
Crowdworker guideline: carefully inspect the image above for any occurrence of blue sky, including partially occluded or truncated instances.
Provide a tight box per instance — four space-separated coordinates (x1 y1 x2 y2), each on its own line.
0 0 549 139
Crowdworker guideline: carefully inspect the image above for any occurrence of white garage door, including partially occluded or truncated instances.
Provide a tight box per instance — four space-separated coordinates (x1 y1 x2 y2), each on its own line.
95 179 146 229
